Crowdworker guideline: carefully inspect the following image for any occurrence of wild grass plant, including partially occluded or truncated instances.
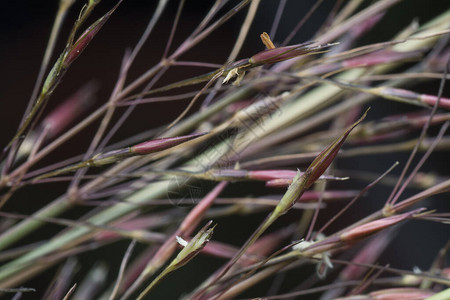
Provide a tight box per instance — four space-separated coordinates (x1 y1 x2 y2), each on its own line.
0 0 449 299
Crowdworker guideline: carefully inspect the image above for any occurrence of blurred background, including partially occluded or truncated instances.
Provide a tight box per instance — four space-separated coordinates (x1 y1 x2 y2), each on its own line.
0 1 449 298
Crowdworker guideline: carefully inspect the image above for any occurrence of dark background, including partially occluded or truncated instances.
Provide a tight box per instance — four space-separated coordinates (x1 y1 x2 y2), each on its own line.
0 1 449 299
1 0 448 151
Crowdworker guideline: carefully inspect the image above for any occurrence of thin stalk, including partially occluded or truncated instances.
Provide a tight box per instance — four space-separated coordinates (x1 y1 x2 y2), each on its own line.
3 0 76 174
387 58 449 206
108 240 136 300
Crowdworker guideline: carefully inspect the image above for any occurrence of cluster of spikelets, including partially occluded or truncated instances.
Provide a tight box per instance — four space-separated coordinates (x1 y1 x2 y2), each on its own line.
0 0 449 299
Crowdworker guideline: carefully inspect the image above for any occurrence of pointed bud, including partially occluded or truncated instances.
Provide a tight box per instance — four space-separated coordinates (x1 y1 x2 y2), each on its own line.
340 209 424 242
130 132 206 155
374 87 450 109
36 132 206 179
63 1 122 68
42 82 97 138
271 111 367 219
420 94 450 109
249 42 337 66
91 132 206 166
304 109 369 188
